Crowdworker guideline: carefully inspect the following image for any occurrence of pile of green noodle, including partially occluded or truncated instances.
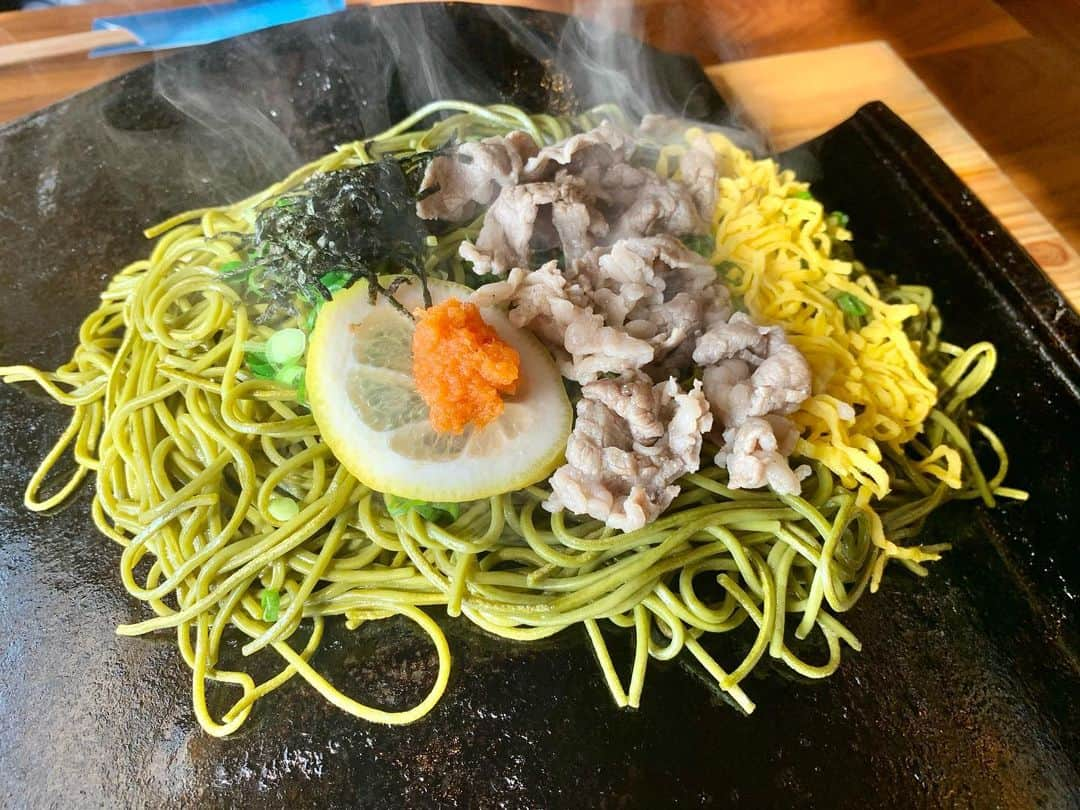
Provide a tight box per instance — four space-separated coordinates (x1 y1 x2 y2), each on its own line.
0 101 1023 736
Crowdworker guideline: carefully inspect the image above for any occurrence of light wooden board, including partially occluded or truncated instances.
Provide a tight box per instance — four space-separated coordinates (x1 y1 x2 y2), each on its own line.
708 40 1080 307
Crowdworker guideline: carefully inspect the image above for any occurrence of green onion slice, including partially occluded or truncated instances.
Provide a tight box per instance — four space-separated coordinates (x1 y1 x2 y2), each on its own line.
245 352 277 380
266 328 307 365
268 495 300 522
260 589 280 622
274 364 305 387
836 292 870 317
318 269 351 292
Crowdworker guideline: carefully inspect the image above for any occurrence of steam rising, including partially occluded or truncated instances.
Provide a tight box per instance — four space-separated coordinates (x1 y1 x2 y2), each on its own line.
485 2 700 119
91 2 764 216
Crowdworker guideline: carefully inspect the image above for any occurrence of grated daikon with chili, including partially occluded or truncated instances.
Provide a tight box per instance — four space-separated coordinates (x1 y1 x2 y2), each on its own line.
412 298 520 434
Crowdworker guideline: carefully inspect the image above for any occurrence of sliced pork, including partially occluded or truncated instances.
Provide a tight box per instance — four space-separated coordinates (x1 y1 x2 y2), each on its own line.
459 179 607 276
717 416 811 495
604 166 710 241
416 131 538 221
696 314 813 493
473 236 731 383
521 120 631 181
676 136 718 226
474 262 653 382
452 122 712 276
545 375 712 532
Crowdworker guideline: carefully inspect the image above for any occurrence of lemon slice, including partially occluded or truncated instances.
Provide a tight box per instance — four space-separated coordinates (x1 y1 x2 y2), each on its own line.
307 277 572 502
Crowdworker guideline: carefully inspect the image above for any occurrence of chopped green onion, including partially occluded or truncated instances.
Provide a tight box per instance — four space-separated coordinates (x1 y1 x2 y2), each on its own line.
265 328 306 365
318 269 351 292
244 352 277 380
424 235 438 247
274 364 305 387
680 234 715 258
469 271 503 288
715 260 741 282
829 210 850 227
793 190 813 200
219 260 244 274
385 495 460 522
836 292 869 317
268 495 300 521
260 588 280 622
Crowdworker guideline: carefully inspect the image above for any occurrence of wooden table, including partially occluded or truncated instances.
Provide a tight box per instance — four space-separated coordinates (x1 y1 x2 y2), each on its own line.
2 0 1078 307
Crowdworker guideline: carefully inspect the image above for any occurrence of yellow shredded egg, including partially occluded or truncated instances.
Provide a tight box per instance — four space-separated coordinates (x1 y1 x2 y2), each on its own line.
667 129 963 499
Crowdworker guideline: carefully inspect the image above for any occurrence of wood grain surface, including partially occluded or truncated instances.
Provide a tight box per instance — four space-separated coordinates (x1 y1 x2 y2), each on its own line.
710 41 1080 306
1 0 1078 307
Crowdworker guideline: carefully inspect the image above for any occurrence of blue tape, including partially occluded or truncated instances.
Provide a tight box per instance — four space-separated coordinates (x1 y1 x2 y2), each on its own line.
91 0 346 57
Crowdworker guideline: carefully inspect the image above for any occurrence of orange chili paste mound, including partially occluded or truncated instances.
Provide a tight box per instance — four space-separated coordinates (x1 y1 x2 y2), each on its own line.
411 298 520 434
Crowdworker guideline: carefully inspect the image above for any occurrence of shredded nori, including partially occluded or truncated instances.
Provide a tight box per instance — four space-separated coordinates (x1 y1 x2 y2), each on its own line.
225 156 433 323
